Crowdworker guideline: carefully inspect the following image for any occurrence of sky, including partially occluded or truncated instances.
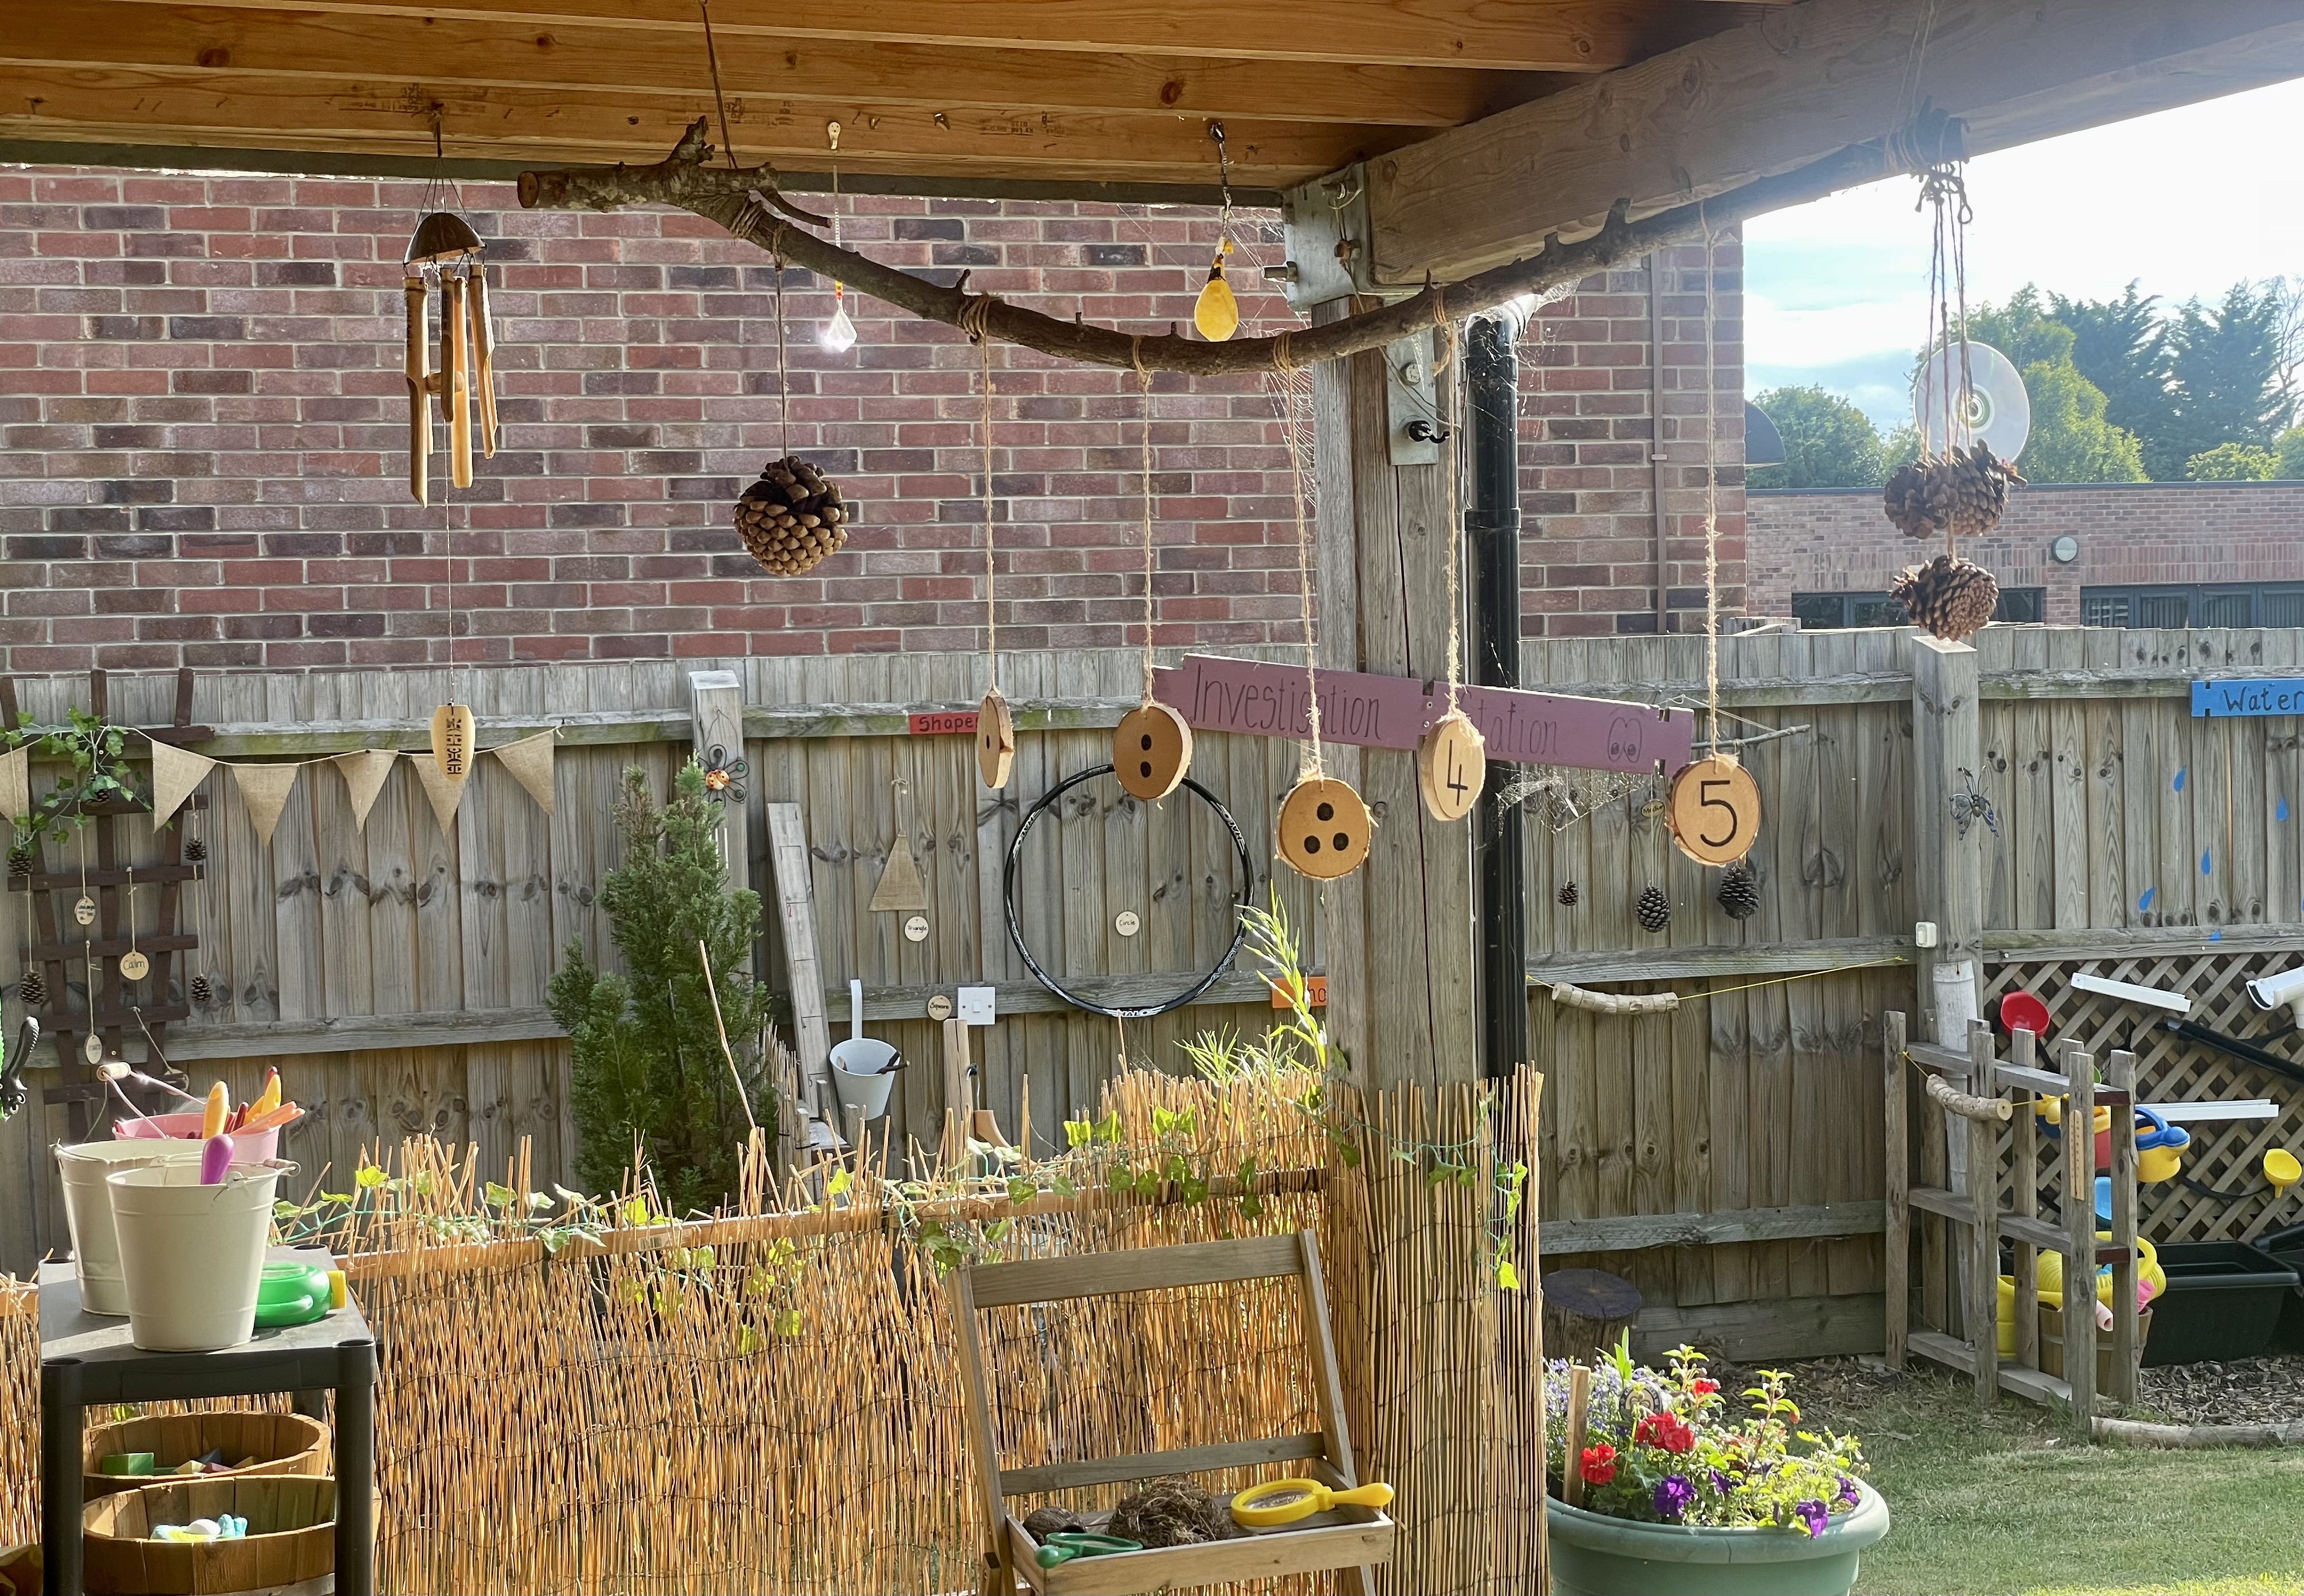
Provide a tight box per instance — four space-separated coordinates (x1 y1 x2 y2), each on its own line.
1745 77 2304 431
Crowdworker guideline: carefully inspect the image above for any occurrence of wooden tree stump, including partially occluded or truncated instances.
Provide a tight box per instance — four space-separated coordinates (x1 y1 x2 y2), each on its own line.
1541 1269 1643 1363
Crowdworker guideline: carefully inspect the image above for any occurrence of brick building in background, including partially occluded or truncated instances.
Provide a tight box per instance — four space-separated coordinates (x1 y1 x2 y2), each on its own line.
0 164 1744 672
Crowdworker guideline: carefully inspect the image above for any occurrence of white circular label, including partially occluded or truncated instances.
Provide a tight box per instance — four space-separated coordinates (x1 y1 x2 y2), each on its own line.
926 994 954 1022
84 1034 103 1063
903 914 930 943
1114 911 1141 937
74 896 97 926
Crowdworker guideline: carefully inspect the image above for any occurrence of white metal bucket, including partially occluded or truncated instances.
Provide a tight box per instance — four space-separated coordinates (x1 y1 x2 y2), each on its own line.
105 1161 286 1351
55 1138 205 1317
829 1040 899 1119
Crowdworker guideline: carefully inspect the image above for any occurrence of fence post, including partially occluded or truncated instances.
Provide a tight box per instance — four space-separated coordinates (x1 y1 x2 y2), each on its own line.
688 669 751 975
1907 635 1985 1044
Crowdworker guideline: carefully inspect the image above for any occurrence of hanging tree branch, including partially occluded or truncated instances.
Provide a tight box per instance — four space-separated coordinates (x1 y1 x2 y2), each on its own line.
519 115 1955 373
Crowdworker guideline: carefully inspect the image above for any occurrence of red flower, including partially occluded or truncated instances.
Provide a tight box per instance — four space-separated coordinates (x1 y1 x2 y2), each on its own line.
1690 1378 1719 1397
1635 1413 1697 1454
1580 1444 1617 1485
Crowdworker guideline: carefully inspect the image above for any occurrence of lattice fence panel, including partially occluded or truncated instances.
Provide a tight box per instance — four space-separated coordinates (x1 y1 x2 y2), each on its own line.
1988 953 2304 1246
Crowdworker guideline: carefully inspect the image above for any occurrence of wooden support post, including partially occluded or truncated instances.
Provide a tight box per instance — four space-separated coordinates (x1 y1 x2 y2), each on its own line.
942 1016 973 1166
766 802 834 1146
2009 1025 2041 1375
1883 1009 1909 1368
1909 635 1984 1046
1964 1019 1999 1406
2107 1048 2139 1405
688 670 751 974
2062 1044 2098 1436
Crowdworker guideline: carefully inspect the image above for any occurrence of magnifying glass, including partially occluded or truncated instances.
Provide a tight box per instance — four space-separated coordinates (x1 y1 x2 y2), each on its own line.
1229 1478 1393 1529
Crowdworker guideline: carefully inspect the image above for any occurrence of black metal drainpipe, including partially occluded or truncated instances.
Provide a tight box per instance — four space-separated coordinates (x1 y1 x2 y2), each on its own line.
1465 312 1527 1081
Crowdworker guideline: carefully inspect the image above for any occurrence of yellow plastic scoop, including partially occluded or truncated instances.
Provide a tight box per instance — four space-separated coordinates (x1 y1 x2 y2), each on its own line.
1230 1477 1393 1529
2267 1149 2301 1196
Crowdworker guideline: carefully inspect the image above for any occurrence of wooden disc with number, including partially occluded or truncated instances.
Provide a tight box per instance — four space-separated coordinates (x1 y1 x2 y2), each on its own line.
1112 702 1193 801
1666 755 1761 866
976 687 1015 789
1416 710 1486 822
1277 775 1373 881
431 702 476 780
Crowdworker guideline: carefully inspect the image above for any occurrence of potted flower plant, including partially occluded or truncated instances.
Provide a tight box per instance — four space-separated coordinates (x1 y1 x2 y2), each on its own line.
1544 1342 1889 1596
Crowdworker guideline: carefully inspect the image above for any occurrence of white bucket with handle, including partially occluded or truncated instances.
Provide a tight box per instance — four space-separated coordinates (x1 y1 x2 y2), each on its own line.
56 1138 205 1316
105 1160 286 1351
829 977 900 1120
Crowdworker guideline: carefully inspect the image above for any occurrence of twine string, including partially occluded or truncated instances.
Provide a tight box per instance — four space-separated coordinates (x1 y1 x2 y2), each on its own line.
1277 356 1323 778
1699 221 1722 750
1133 339 1157 707
962 295 1001 690
1440 317 1464 715
772 250 791 459
697 0 741 172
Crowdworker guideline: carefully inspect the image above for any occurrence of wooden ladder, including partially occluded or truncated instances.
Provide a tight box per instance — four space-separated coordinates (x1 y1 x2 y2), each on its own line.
1883 1010 2141 1435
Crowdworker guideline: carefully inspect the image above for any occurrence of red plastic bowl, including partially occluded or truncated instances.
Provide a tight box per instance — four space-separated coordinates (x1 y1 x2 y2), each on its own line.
1999 990 2051 1038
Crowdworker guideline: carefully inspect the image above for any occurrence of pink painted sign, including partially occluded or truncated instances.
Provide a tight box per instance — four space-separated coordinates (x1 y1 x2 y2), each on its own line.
1151 655 1693 776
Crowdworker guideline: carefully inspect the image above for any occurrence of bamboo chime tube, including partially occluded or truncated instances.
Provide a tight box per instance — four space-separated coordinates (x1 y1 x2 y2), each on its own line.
403 275 430 505
467 262 498 457
443 273 473 489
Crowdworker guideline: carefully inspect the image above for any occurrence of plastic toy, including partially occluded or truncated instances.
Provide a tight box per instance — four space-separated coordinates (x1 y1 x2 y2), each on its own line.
1229 1477 1394 1529
254 1262 335 1330
1034 1534 1141 1568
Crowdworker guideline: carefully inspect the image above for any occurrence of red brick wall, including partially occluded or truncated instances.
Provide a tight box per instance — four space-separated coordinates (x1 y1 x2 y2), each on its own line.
1746 483 2304 624
1 164 1744 670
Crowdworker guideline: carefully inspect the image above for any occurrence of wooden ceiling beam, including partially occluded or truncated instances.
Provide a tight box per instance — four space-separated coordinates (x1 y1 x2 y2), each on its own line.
0 66 1410 184
3 1 1533 131
88 0 1781 75
1367 0 2304 282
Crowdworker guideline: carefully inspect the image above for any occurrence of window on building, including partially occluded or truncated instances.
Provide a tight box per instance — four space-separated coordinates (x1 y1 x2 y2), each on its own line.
2080 584 2304 628
1791 588 2045 629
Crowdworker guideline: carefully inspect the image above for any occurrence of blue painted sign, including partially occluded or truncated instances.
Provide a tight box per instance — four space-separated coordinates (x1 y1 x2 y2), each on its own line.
2191 678 2304 718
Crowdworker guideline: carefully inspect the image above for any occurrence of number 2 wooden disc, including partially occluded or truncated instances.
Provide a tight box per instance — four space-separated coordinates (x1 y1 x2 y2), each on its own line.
977 687 1015 789
1416 710 1486 823
1666 755 1761 866
1277 776 1372 881
1112 702 1193 801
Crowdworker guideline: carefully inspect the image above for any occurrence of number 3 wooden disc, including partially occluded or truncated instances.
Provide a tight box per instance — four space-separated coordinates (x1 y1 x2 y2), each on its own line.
1277 776 1372 881
1416 710 1486 823
1666 755 1761 866
1112 702 1193 801
977 687 1015 789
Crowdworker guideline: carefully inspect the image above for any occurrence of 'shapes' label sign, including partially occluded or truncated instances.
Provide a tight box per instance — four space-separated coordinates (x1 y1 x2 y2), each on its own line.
909 710 980 736
2192 678 2304 718
1152 655 1693 776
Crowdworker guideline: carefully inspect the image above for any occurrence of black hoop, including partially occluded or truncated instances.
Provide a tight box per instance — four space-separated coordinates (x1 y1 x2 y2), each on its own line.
1003 763 1255 1020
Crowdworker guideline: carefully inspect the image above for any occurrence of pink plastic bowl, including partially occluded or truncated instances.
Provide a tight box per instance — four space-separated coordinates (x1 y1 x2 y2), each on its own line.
115 1111 280 1166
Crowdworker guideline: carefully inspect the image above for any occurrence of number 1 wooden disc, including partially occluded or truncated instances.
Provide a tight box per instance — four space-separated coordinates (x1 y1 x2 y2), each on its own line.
431 702 476 780
1113 702 1193 801
1666 755 1761 866
977 687 1015 789
1277 776 1372 881
1417 710 1486 823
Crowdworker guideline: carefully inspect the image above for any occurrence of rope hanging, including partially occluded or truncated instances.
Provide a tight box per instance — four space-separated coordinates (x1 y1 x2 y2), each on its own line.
1134 339 1156 706
1274 345 1322 780
962 293 1001 691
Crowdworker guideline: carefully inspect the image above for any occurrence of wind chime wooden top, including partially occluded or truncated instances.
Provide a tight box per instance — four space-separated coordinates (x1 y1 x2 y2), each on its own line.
403 211 501 505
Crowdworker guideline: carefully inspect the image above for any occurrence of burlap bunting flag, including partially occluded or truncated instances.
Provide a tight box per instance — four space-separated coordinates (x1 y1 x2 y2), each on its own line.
230 761 302 848
150 741 218 829
490 729 557 817
332 749 401 831
410 749 467 838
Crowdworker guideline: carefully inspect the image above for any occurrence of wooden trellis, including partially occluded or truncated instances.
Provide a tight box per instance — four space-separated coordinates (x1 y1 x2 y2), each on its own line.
1987 952 2304 1246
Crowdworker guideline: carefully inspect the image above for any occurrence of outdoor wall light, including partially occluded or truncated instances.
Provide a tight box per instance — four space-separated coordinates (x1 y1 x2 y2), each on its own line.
2050 535 2079 563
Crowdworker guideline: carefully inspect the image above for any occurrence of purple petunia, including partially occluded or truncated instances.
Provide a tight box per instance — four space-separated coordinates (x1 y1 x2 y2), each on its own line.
1654 1475 1695 1522
1794 1499 1829 1537
1710 1470 1733 1497
1838 1476 1861 1506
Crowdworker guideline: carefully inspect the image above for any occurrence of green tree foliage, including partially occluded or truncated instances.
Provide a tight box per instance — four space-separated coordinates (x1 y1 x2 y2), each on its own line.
1748 386 1885 488
548 762 774 1213
2185 442 2279 481
1955 290 2145 484
2277 426 2304 481
2050 283 2178 470
2164 283 2290 471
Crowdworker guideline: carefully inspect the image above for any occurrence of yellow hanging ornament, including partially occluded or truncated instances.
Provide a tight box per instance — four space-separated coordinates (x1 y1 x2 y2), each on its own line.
1194 237 1239 342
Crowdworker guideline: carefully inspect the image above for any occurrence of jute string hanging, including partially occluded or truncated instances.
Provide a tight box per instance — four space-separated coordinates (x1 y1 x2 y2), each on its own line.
1415 302 1486 825
964 294 1014 788
1111 345 1193 802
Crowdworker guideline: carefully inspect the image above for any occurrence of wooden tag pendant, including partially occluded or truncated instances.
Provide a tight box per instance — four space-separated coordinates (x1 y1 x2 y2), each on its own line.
1416 710 1486 823
1277 776 1373 881
431 702 477 781
1112 702 1193 802
977 687 1015 789
1666 754 1762 866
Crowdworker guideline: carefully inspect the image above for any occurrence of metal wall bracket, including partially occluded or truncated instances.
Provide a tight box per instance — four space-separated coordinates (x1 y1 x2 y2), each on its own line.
1385 331 1442 465
1277 163 1420 311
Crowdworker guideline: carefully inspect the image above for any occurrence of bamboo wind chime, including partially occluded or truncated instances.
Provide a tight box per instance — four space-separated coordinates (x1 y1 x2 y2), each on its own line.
403 211 501 506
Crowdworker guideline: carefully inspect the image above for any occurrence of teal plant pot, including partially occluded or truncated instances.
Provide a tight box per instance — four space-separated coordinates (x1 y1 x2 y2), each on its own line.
1546 1481 1890 1596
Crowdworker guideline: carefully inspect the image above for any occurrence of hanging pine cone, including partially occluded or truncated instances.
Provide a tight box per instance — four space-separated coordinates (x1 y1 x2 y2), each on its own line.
6 838 31 878
1557 881 1579 907
734 457 850 575
18 969 45 1008
1716 861 1761 920
183 836 208 865
189 973 213 1005
1635 885 1671 933
1882 444 2025 541
1891 553 2001 642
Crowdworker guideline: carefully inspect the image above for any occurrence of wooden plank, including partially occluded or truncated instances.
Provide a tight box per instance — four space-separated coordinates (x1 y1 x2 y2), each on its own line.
998 1434 1329 1498
1538 1200 1886 1253
1029 1518 1394 1596
2063 1042 2098 1435
1911 635 1985 1039
1987 924 2304 959
1882 1008 1909 1367
766 802 833 1130
2046 629 2090 931
966 1234 1303 1309
1965 1021 1999 1405
1630 1293 1885 1364
690 671 751 975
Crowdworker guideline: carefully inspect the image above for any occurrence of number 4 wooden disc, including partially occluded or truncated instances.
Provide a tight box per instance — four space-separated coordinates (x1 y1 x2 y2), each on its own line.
1277 776 1372 881
1666 755 1761 866
977 687 1015 789
1416 710 1486 823
1113 702 1192 801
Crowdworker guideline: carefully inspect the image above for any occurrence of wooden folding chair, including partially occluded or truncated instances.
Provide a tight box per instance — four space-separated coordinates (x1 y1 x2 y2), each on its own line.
947 1230 1393 1595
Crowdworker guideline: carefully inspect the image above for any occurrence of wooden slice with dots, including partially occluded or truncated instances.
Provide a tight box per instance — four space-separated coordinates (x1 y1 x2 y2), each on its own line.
1416 710 1486 823
1276 775 1373 881
431 702 476 781
1111 702 1193 801
1666 754 1762 866
976 687 1015 789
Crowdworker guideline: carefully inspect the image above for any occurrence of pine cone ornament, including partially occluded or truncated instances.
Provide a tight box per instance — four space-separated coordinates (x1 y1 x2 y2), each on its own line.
1882 445 2024 541
734 457 850 575
18 969 45 1008
1716 861 1761 920
189 973 213 1005
183 836 208 865
6 839 31 878
1557 881 1579 907
1891 553 2001 642
1635 885 1671 933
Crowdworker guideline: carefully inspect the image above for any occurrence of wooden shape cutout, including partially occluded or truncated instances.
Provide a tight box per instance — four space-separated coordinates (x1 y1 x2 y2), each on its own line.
229 761 302 849
1666 754 1762 866
431 702 476 781
490 729 557 816
1416 710 1486 823
1112 702 1193 802
1276 775 1372 881
870 779 931 913
331 749 400 831
976 688 1015 789
149 741 217 829
410 749 469 838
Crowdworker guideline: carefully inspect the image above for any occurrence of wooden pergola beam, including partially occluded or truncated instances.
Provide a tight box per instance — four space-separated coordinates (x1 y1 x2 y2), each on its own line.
1369 0 2304 282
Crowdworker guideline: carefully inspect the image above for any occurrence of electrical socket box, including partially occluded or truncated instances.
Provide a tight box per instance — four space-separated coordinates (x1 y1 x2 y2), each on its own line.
957 985 997 1026
1913 921 1940 949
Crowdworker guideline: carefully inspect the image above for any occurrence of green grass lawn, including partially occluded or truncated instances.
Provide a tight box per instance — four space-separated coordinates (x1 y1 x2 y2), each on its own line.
1815 1366 2304 1595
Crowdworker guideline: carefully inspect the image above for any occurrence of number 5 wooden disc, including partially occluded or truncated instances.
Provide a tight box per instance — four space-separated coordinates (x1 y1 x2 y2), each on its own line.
1416 710 1486 823
1666 755 1761 866
1277 776 1372 880
1113 702 1193 801
977 687 1015 789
